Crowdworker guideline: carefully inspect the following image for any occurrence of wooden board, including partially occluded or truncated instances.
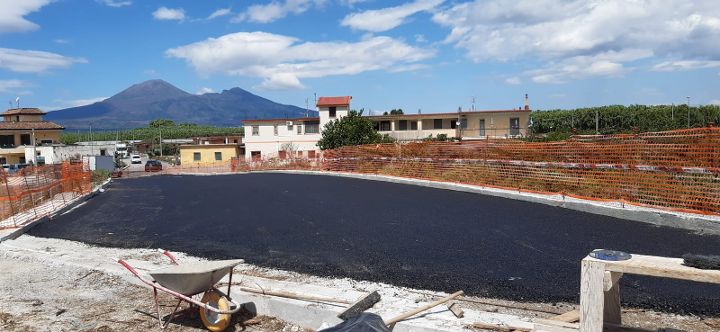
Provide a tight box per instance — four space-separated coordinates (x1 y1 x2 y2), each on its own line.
585 254 720 284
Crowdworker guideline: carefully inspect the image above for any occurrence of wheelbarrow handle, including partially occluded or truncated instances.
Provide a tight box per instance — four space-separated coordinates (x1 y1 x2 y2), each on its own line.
156 248 179 265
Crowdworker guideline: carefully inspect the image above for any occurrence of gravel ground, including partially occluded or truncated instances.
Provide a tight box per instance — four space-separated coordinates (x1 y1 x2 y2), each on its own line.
0 253 307 332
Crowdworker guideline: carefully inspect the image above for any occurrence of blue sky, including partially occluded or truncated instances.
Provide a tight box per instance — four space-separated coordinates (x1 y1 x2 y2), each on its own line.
1 0 719 115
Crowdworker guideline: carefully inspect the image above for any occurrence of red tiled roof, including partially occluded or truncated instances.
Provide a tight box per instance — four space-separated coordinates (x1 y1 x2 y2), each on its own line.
0 121 64 130
3 108 45 115
316 96 351 107
243 117 320 124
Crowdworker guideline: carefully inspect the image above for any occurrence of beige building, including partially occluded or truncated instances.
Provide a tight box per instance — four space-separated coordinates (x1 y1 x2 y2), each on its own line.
242 96 531 161
179 144 241 165
0 108 64 165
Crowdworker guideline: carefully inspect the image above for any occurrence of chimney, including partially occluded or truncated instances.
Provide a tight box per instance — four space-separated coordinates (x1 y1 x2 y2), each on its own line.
524 94 530 111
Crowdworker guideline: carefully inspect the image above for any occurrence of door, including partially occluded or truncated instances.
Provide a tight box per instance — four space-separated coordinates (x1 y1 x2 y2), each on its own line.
251 151 261 161
510 118 520 136
479 119 486 137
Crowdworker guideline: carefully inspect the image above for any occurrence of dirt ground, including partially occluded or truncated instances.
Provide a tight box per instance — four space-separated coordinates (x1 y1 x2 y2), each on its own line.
0 254 308 332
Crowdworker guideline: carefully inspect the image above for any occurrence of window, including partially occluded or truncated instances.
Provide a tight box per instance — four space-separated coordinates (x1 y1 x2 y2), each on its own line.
411 121 418 130
329 107 337 118
379 121 391 131
279 150 287 159
251 151 261 161
398 120 408 131
450 120 457 129
304 120 320 134
460 118 468 129
479 119 486 136
100 149 106 156
273 125 278 136
20 134 31 146
252 126 259 136
296 151 303 157
510 117 520 136
193 152 201 161
0 157 6 164
215 152 222 161
308 150 316 158
287 123 293 131
433 119 443 129
0 135 15 148
297 124 302 135
15 116 19 122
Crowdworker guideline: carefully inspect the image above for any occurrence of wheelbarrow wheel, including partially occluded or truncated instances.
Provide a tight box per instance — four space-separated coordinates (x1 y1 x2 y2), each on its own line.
199 290 231 332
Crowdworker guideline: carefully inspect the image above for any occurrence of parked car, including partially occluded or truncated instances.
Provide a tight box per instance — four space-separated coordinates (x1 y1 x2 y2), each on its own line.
145 160 163 172
130 154 142 164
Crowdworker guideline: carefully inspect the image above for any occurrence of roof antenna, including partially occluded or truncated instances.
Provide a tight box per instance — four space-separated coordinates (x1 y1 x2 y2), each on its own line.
15 96 20 109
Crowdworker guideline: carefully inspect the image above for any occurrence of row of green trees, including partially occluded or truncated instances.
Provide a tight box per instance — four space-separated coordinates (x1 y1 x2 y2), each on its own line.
60 120 244 144
530 104 720 135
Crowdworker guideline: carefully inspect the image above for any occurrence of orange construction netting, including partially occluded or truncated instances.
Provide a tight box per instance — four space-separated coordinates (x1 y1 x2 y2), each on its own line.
0 161 92 229
322 128 720 216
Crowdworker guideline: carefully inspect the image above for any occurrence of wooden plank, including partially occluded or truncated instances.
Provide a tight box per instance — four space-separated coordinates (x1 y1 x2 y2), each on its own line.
551 310 580 323
587 254 720 284
337 291 381 320
603 272 622 325
447 302 464 318
384 290 463 325
580 259 606 332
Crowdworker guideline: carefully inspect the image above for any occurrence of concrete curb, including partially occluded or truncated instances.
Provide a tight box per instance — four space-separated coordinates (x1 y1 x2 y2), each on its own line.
252 170 720 235
0 178 113 242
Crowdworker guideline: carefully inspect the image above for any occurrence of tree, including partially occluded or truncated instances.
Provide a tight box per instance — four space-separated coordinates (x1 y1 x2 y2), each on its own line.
149 119 176 128
390 108 404 115
317 110 393 150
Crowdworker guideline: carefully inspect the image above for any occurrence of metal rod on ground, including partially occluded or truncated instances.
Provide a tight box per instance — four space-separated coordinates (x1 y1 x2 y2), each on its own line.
224 283 353 304
384 290 463 326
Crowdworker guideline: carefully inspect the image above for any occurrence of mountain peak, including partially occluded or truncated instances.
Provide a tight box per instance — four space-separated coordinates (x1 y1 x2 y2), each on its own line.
45 79 313 129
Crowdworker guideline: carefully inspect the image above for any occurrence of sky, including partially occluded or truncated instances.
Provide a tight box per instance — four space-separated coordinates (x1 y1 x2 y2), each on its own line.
0 0 719 115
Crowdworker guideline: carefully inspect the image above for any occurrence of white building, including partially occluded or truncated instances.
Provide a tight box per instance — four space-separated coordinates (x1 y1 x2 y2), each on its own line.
242 95 531 161
243 96 351 161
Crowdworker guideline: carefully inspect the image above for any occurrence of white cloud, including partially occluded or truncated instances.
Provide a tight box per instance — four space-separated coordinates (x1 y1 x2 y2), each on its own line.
153 7 186 21
341 0 443 32
709 99 720 105
0 79 27 92
208 8 231 20
526 49 651 84
505 77 521 85
433 0 720 83
233 0 325 24
97 0 131 7
339 0 368 7
653 60 720 72
53 39 69 44
0 48 87 73
197 87 215 94
0 0 51 34
166 31 434 90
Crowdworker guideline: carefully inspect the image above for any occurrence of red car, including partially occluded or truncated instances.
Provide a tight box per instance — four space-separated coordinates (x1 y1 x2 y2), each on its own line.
144 160 163 172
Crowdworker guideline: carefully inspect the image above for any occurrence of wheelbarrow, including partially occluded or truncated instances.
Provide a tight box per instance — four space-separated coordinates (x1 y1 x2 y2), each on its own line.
116 249 244 331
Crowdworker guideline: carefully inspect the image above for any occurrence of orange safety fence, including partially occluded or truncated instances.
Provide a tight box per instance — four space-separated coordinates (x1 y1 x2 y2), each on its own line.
0 161 92 229
321 128 720 216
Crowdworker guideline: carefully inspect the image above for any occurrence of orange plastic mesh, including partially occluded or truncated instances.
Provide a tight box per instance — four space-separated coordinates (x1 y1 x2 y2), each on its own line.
321 128 720 215
0 161 92 229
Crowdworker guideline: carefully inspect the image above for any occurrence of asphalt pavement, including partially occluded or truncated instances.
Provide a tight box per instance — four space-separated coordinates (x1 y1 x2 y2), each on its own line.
28 173 720 314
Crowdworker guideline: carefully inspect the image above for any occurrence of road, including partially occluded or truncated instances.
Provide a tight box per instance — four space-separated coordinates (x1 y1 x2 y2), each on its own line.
28 173 720 315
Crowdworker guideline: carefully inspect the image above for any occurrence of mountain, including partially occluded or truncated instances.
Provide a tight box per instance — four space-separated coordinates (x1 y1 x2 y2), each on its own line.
45 79 313 129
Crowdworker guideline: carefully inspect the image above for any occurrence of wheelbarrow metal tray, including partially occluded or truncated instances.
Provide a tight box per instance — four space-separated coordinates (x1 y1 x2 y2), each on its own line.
149 259 243 296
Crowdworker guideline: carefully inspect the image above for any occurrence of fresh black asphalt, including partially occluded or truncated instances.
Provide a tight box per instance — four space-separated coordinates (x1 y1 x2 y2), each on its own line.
29 174 720 315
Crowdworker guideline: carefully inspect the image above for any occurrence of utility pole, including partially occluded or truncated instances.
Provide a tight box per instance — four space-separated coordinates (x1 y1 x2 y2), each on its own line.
159 128 163 157
595 109 599 134
31 128 36 165
687 96 691 128
472 97 475 112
